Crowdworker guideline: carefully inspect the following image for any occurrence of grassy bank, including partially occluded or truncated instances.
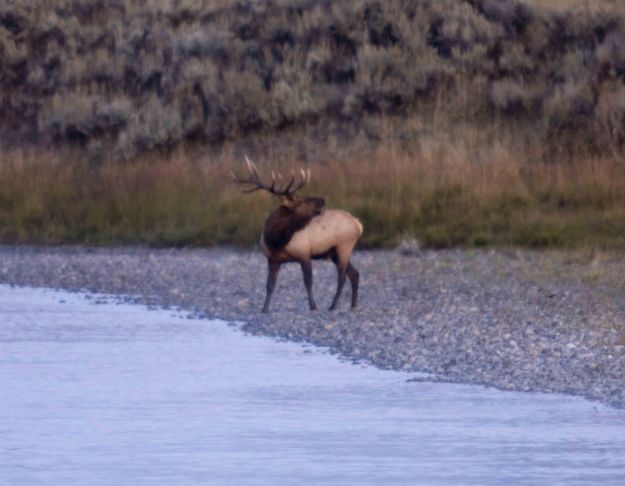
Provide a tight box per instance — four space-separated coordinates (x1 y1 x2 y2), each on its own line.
2 121 625 249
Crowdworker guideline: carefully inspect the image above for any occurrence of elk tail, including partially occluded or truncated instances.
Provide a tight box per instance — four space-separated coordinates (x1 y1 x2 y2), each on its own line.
355 218 364 236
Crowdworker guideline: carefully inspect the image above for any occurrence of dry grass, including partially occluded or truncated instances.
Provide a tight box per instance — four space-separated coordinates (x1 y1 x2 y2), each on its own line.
2 120 625 249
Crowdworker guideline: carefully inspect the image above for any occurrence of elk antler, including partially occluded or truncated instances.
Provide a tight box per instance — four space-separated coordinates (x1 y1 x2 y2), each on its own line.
232 156 311 196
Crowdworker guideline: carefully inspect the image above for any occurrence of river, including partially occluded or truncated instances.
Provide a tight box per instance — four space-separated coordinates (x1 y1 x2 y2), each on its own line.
1 285 624 485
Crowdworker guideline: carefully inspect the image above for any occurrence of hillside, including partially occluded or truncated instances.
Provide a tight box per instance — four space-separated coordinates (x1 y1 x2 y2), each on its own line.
1 0 624 158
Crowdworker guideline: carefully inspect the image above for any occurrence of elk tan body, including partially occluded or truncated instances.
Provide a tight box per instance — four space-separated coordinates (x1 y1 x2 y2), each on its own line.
261 209 363 263
233 157 363 313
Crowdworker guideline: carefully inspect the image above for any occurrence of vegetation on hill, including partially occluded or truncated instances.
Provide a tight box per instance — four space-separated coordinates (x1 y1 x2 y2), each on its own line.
2 0 625 156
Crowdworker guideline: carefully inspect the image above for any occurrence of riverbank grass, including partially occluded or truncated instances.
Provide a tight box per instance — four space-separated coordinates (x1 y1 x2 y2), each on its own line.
2 127 625 249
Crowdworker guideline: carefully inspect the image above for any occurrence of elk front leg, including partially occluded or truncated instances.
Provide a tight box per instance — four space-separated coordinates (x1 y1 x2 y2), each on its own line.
299 259 318 311
262 260 281 313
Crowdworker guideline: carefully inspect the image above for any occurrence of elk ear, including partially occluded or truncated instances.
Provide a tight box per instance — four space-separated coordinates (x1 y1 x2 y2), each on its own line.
278 194 295 208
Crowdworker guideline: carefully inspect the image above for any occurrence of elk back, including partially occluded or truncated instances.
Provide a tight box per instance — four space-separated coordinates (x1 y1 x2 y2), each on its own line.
261 209 363 262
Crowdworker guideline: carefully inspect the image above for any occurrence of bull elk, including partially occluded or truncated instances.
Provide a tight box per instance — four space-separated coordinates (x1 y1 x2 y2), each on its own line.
233 157 363 313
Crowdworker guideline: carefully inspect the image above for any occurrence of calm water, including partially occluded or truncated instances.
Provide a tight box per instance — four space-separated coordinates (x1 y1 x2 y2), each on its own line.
1 285 624 485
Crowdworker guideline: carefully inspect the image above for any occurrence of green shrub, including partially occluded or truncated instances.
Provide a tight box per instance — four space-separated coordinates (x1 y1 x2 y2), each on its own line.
490 79 538 114
595 84 625 150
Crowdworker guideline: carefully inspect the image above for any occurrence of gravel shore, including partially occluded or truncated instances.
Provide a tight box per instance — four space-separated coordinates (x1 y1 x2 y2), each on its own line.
1 244 624 407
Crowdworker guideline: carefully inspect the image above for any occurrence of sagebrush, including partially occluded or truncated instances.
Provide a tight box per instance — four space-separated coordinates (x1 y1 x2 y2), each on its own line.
1 0 625 158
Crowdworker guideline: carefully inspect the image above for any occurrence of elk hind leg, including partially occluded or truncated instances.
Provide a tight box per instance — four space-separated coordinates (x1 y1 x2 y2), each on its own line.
300 259 318 311
329 249 348 311
346 262 360 309
262 260 281 313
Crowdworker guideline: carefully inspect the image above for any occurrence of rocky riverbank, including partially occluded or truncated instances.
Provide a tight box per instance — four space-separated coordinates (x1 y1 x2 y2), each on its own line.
1 245 624 407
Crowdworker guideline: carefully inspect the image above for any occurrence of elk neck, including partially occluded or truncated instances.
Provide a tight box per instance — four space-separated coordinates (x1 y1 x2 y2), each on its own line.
263 203 320 252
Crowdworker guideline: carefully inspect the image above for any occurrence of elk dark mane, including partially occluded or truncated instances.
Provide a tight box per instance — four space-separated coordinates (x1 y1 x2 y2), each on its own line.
263 206 315 252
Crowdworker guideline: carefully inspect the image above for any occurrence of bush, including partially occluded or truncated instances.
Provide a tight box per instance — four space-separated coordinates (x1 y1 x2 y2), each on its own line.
490 79 539 114
114 96 182 159
544 79 595 137
595 84 625 150
41 94 97 143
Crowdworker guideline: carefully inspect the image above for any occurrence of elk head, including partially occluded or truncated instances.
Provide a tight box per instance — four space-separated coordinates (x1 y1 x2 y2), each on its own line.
233 156 363 313
232 156 325 240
